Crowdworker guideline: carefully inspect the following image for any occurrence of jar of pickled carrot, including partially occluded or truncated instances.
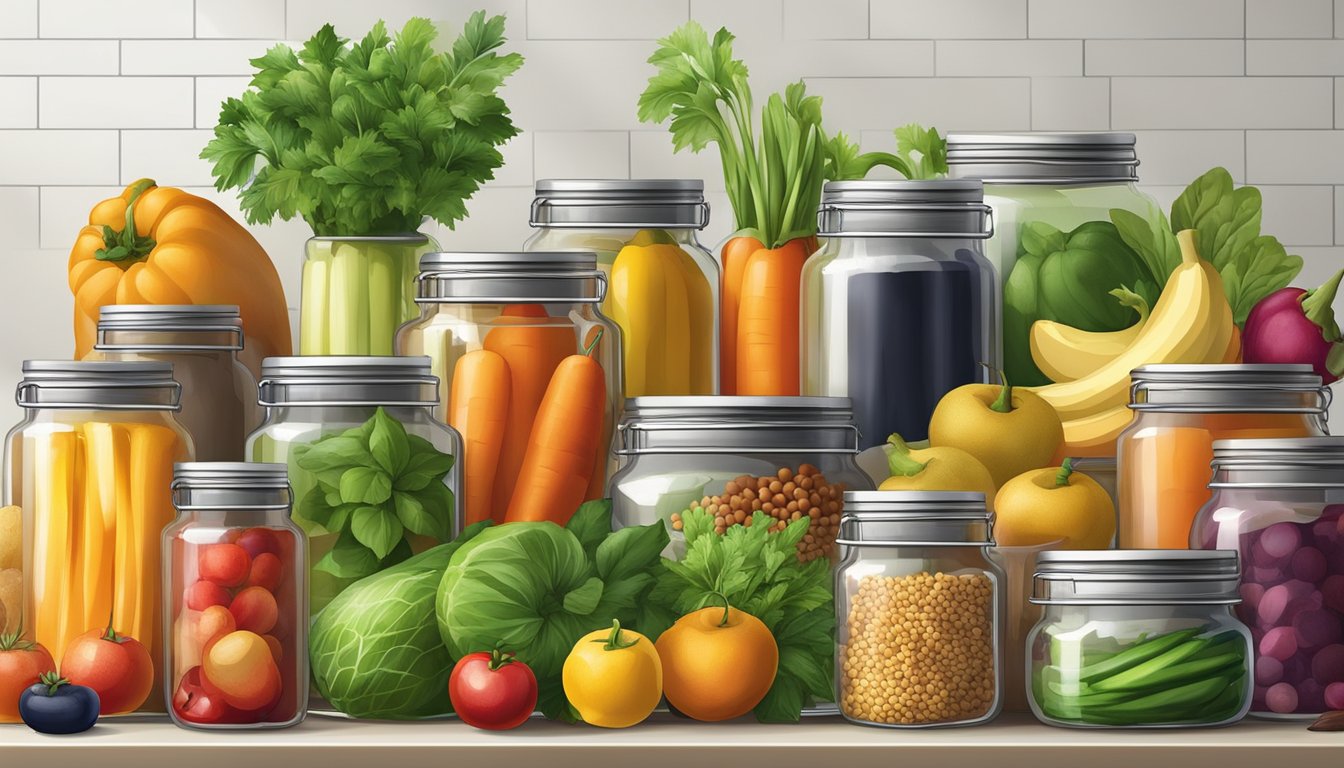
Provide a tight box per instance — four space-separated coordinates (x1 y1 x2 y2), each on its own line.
1116 364 1329 550
2 360 194 716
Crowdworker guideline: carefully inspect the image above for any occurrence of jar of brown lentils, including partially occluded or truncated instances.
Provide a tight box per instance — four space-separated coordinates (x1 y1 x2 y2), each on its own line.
835 491 1003 728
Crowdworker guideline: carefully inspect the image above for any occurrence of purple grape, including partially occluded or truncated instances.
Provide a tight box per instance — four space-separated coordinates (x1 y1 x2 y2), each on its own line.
1261 523 1302 559
1250 565 1288 587
1298 679 1327 713
1241 582 1266 612
1260 584 1292 624
1313 517 1341 545
1293 547 1329 583
1323 574 1344 614
1251 539 1286 567
1255 655 1284 685
1312 644 1344 684
1326 681 1344 710
1294 609 1343 649
1262 626 1299 661
1284 655 1312 684
1266 682 1299 714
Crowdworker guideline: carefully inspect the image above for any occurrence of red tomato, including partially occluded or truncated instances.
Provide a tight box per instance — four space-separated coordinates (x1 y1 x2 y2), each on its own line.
0 635 56 723
173 666 242 725
244 553 283 592
60 625 154 715
448 648 537 730
229 587 278 634
186 579 233 611
199 543 251 587
234 528 279 560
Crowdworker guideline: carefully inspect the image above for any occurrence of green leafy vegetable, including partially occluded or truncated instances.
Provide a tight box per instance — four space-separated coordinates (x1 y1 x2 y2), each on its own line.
201 14 522 236
649 507 835 723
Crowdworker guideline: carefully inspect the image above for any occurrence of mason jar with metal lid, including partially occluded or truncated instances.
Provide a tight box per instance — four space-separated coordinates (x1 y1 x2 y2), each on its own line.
163 462 306 729
395 251 621 529
1026 549 1252 728
1191 437 1344 717
801 179 997 449
610 396 872 563
244 356 461 621
2 360 193 715
1117 364 1330 550
87 304 259 461
834 491 1002 727
524 179 719 396
946 132 1163 387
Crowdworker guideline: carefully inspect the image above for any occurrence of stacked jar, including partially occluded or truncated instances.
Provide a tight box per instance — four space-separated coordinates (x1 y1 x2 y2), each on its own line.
1191 437 1344 717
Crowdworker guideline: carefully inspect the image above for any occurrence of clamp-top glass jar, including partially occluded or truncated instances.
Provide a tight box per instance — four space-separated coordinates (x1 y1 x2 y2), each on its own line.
1117 364 1329 550
395 251 621 528
164 462 306 729
88 304 259 461
3 361 193 714
801 180 997 447
244 356 461 618
1027 550 1252 728
524 179 719 396
835 491 1002 727
1191 437 1344 717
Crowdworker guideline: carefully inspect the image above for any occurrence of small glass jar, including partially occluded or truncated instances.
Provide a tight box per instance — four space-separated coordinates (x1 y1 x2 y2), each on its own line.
3 361 193 715
802 180 997 447
1117 364 1329 549
244 356 461 618
835 491 1002 727
1027 550 1253 729
524 179 719 396
164 462 306 729
88 305 260 461
396 251 621 526
610 396 872 563
1191 437 1344 718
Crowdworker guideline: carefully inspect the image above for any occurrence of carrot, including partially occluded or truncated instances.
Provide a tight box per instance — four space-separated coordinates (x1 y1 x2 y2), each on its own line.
504 332 607 525
448 349 511 526
735 237 816 396
719 235 762 395
483 304 574 521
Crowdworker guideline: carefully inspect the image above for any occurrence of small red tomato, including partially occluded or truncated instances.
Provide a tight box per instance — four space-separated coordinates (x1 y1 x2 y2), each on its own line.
199 543 251 587
172 666 242 725
0 634 56 723
60 624 154 715
229 587 278 634
244 553 283 592
186 580 233 611
235 528 280 560
448 648 537 730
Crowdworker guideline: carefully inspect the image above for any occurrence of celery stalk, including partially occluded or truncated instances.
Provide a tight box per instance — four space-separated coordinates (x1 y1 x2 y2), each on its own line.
366 245 397 356
301 242 332 354
329 243 370 355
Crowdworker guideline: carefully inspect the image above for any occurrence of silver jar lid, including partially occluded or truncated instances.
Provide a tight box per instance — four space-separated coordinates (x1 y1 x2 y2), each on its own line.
816 179 993 238
172 462 292 511
946 132 1139 184
96 304 244 351
617 396 860 454
837 491 991 547
415 251 606 304
1031 550 1242 605
530 179 709 229
258 356 438 407
1209 436 1344 489
1129 364 1328 413
16 360 181 410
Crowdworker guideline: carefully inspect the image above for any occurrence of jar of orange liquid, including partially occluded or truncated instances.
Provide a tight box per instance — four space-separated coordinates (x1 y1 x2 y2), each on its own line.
1117 364 1329 549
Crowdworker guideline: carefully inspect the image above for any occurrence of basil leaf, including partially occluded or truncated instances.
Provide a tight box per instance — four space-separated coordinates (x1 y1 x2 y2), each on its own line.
395 449 455 491
315 529 380 579
595 519 669 583
295 486 335 527
393 491 440 539
297 435 375 473
352 505 404 560
410 482 455 536
340 466 392 505
561 577 604 616
566 499 614 561
326 503 356 534
369 407 410 476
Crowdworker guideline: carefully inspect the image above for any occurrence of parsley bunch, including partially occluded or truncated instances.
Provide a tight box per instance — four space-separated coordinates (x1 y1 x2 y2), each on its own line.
201 14 522 236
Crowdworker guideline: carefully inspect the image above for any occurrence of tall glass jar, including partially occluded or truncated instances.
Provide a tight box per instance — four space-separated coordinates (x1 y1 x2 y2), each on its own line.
300 234 438 355
87 304 259 461
946 132 1163 387
610 396 873 563
802 180 997 448
2 361 193 715
524 179 719 396
164 462 306 729
835 491 1002 727
1027 550 1252 728
396 251 621 528
1191 438 1344 718
244 356 461 618
1117 364 1329 549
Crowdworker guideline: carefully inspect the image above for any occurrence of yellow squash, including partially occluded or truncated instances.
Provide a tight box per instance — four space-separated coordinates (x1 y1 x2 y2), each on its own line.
562 620 662 728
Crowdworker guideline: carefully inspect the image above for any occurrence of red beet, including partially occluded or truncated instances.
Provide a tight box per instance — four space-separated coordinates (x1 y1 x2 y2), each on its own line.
1242 269 1344 384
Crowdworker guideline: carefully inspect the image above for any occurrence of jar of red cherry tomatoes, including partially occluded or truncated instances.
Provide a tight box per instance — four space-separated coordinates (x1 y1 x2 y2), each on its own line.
164 462 306 729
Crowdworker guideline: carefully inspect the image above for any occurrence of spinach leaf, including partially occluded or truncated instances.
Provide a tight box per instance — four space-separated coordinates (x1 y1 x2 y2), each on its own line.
1222 235 1304 325
1111 207 1182 288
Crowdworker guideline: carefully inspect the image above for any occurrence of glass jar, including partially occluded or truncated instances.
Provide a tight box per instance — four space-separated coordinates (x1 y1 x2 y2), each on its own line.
1191 437 1344 718
396 251 621 527
802 180 997 448
1117 364 1329 549
835 491 1002 727
244 356 461 618
88 304 260 461
611 396 872 563
1027 550 1253 728
946 132 1163 387
524 179 719 396
2 361 193 715
164 462 306 729
300 234 438 355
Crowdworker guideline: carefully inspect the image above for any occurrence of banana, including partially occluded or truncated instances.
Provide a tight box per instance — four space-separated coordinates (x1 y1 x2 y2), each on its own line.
1027 230 1235 422
1060 405 1136 457
1031 288 1149 382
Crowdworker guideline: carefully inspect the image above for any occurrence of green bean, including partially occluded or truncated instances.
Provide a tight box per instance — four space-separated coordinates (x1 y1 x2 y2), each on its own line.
1083 674 1235 716
1089 639 1215 692
1077 627 1202 684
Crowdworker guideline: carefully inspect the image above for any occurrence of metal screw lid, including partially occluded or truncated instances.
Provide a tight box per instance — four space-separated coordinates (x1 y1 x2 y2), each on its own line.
837 491 992 547
817 179 993 238
257 356 438 407
1031 549 1242 605
1209 436 1344 489
1128 363 1329 413
946 132 1139 184
530 179 709 229
16 360 181 410
172 461 292 511
415 251 606 304
95 304 244 351
617 396 861 455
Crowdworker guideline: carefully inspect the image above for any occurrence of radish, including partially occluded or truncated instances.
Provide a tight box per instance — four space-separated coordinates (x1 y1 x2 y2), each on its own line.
1243 268 1344 384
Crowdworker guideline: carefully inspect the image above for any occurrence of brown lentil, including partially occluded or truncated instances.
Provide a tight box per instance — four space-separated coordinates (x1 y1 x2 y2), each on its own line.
840 572 996 726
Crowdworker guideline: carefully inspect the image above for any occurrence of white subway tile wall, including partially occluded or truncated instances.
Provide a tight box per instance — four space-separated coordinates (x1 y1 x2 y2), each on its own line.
0 0 1341 425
